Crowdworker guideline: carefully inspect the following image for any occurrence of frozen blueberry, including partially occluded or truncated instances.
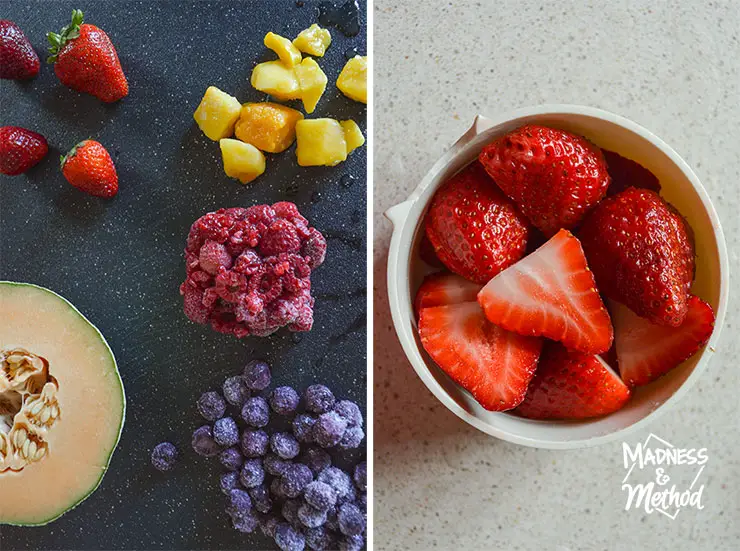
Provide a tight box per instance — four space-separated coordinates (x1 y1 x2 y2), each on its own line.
230 509 259 533
240 458 265 488
260 514 280 538
281 498 302 527
219 446 244 471
312 411 347 448
301 447 331 476
292 414 316 443
241 429 269 458
274 522 305 551
227 488 252 516
304 385 335 414
353 462 366 491
357 492 367 511
151 442 178 471
220 471 241 495
337 503 364 536
338 535 364 551
271 477 288 500
197 391 226 421
338 426 364 450
304 526 336 551
270 386 300 416
223 376 250 407
336 483 356 505
317 467 353 500
271 432 300 460
281 463 313 498
213 417 239 447
241 396 270 428
325 505 339 531
191 425 221 457
243 359 272 391
248 483 273 514
264 453 290 476
333 400 362 428
304 481 337 511
298 503 327 528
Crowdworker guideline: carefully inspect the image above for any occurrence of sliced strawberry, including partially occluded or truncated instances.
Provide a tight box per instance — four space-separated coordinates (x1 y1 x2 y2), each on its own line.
477 229 613 354
414 272 482 317
515 342 631 420
603 149 661 197
611 296 715 387
418 301 542 411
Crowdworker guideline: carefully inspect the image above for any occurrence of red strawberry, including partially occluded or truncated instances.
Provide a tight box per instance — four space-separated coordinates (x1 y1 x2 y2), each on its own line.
414 272 481 316
0 126 48 175
478 125 611 237
61 140 118 198
47 10 128 103
477 229 613 354
579 188 694 326
0 20 40 79
418 301 542 411
424 162 530 284
611 296 714 387
603 149 661 197
515 342 631 420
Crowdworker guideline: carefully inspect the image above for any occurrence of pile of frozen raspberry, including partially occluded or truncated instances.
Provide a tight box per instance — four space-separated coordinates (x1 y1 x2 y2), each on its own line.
180 202 327 338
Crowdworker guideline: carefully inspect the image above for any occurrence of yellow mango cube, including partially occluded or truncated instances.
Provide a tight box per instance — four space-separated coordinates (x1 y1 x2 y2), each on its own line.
293 24 331 57
295 119 348 167
251 61 301 101
264 32 302 67
336 56 367 104
219 139 266 184
340 120 365 154
294 58 327 114
193 86 242 141
234 102 304 153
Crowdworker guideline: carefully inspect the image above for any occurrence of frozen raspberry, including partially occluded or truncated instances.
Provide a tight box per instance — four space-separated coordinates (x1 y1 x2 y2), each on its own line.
318 467 353 500
270 386 300 416
338 503 364 536
292 414 316 443
191 425 221 457
271 432 300 460
197 391 226 421
241 429 269 458
220 471 241 495
281 463 313 498
298 503 327 528
219 446 244 471
222 376 250 407
213 417 239 447
334 400 363 428
304 481 337 511
301 447 331 476
338 426 365 450
305 385 335 414
241 396 270 428
248 483 273 514
312 411 347 448
275 522 305 551
353 462 366 492
151 442 178 471
339 535 364 551
240 458 266 488
180 203 326 338
243 360 272 390
264 453 291 476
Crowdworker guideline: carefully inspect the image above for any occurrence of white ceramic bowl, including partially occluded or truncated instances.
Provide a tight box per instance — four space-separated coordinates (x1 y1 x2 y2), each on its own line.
385 104 728 449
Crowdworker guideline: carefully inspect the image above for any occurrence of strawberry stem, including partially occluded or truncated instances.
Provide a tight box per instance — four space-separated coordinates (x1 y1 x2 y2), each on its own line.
47 9 84 64
60 139 89 170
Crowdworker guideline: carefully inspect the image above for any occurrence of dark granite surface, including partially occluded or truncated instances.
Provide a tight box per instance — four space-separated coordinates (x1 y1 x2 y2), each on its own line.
0 1 366 549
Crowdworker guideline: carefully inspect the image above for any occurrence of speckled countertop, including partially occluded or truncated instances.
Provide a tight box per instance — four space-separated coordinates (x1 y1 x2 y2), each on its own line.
374 1 740 549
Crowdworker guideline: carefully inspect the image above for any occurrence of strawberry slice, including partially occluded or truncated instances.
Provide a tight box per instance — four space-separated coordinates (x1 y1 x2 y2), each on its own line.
414 272 482 316
611 296 715 387
515 342 631 420
418 301 543 411
477 229 613 354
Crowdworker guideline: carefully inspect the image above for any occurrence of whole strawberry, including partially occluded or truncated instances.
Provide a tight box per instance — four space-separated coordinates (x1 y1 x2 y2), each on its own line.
61 140 118 198
47 10 128 103
0 126 48 175
0 20 40 79
479 125 611 237
579 188 694 327
425 162 531 284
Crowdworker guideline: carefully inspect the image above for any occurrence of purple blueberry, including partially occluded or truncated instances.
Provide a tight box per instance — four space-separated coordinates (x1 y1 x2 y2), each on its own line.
337 483 357 505
304 526 336 551
333 400 362 428
151 442 178 471
304 385 335 414
301 447 331 476
357 492 367 512
325 505 339 531
248 483 273 514
281 463 313 498
274 522 305 551
219 446 244 471
240 458 265 488
191 425 221 457
304 481 337 511
264 453 291 476
220 471 241 495
260 514 280 538
298 503 327 528
243 359 272 390
270 386 300 416
338 426 364 450
312 411 347 448
271 477 288 500
223 375 250 407
271 432 300 460
317 467 353 500
197 391 226 421
353 461 366 491
213 417 239 447
230 509 259 533
339 535 364 551
281 498 302 527
292 414 316 443
241 396 270 428
337 503 364 536
241 429 269 457
227 488 252 516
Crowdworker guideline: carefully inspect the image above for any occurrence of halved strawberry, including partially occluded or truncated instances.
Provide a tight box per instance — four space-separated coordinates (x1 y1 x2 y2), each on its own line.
515 342 631 420
611 296 715 387
603 149 661 197
418 301 543 411
477 229 613 354
414 272 482 317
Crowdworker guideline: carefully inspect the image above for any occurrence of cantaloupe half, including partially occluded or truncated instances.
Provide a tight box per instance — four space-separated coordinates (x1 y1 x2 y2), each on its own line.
0 282 125 526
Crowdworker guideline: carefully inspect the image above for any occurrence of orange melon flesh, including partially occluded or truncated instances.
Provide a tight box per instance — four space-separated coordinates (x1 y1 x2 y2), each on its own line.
0 282 125 526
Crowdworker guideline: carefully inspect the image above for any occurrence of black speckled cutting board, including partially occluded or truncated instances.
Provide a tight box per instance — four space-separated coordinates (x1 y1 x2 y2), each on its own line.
0 1 366 549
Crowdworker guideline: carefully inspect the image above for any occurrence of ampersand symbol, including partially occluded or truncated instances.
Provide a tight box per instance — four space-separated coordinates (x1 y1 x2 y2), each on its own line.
655 468 670 486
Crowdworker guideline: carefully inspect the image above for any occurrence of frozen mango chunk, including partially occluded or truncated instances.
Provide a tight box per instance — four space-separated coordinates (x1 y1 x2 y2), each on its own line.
340 120 365 154
336 56 367 104
295 118 364 167
295 58 327 114
235 102 304 153
264 32 302 67
193 86 242 141
219 139 266 184
293 24 331 57
251 61 301 101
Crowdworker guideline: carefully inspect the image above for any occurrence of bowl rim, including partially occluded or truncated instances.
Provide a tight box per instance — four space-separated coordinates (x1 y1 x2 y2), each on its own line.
385 103 729 449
